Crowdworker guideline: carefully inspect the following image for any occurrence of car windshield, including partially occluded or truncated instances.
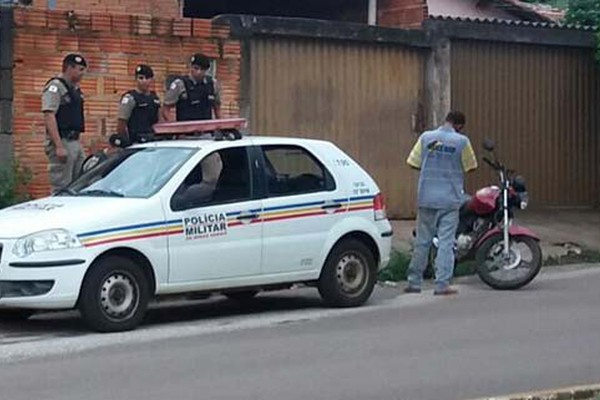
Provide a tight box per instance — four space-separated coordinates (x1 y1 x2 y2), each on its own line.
58 147 196 198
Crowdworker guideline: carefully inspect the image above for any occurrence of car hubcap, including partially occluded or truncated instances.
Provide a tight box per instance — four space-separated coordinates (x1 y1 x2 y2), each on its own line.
336 254 367 295
100 272 139 321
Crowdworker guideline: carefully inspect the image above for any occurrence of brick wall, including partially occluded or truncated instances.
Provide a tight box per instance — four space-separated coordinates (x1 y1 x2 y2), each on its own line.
378 0 428 29
12 8 241 197
33 0 181 18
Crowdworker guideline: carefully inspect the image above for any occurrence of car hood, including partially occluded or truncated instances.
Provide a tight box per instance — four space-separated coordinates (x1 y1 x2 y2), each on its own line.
0 196 152 239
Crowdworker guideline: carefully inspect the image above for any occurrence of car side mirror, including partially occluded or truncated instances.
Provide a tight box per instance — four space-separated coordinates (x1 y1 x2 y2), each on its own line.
483 139 495 152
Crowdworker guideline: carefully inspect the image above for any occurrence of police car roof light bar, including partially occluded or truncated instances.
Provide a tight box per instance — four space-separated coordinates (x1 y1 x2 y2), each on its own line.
153 118 247 140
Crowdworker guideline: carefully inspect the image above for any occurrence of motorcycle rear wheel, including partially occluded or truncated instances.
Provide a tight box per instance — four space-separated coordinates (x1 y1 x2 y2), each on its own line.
475 234 542 290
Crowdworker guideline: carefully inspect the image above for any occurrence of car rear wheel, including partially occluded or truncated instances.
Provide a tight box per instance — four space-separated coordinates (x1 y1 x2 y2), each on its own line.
318 239 377 307
79 256 149 332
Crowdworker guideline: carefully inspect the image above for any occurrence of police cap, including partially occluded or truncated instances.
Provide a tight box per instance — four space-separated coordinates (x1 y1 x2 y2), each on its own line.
63 53 88 68
190 53 211 70
135 64 154 79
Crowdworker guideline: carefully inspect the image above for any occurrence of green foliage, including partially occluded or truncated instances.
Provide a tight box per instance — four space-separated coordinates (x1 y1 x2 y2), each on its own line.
520 0 569 8
564 0 600 27
563 0 600 61
377 251 477 283
378 251 411 282
521 0 599 61
378 247 600 284
0 162 32 209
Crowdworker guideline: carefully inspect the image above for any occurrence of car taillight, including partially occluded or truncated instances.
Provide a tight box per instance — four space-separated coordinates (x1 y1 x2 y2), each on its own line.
373 193 387 221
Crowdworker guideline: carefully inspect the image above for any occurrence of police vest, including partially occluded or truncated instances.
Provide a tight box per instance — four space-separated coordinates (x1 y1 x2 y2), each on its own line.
175 76 215 121
49 77 85 136
124 90 160 142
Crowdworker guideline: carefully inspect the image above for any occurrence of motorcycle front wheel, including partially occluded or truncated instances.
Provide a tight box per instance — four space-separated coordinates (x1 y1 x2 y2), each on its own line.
475 234 542 290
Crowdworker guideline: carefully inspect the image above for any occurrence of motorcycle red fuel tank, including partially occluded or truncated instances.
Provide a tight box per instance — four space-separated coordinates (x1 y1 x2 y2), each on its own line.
468 186 501 215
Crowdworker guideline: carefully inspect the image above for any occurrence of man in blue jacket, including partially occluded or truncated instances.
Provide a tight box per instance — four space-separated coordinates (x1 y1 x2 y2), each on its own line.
405 111 478 295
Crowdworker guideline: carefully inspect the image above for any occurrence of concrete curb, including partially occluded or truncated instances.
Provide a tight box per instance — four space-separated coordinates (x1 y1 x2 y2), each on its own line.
470 383 600 400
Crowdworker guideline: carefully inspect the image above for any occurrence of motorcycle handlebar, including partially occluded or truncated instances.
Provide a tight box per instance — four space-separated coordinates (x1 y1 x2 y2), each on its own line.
483 149 519 186
483 156 511 173
482 157 497 169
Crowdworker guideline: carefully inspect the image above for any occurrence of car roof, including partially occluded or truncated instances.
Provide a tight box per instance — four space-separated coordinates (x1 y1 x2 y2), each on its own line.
133 135 334 150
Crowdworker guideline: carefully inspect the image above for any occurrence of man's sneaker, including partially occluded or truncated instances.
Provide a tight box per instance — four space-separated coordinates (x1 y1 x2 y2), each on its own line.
433 287 458 296
404 286 422 294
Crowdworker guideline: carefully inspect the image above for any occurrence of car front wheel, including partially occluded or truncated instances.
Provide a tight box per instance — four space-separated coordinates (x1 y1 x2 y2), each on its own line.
79 256 149 332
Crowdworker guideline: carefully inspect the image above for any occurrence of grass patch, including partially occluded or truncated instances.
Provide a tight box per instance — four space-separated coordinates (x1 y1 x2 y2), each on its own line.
379 247 600 283
378 251 476 283
543 248 600 267
378 251 411 282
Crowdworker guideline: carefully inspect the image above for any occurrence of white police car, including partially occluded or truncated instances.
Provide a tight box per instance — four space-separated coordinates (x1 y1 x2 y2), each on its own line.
0 119 392 332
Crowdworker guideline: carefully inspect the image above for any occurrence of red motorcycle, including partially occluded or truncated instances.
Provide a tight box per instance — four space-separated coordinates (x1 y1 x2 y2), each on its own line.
423 139 542 290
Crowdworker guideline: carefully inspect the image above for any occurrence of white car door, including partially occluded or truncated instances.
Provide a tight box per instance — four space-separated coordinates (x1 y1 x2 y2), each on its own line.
166 145 263 283
259 144 347 275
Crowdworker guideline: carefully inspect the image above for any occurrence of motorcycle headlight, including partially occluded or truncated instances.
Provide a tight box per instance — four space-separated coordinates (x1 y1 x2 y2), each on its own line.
519 192 529 210
12 229 82 258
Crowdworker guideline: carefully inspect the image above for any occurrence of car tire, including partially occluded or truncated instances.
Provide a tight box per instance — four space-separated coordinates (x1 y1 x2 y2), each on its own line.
318 239 377 308
79 256 150 332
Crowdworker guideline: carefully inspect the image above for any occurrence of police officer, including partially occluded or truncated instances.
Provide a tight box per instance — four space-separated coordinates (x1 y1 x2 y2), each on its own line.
42 53 87 194
162 53 221 121
117 64 161 144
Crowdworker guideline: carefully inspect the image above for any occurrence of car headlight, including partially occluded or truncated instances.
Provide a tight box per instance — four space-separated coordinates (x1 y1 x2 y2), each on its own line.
12 229 82 258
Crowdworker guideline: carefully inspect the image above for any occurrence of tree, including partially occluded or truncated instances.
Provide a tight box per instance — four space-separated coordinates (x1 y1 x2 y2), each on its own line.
519 0 599 59
563 0 600 61
564 0 599 27
520 0 569 8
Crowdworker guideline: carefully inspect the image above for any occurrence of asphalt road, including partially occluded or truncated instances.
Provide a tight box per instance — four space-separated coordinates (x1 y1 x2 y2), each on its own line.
1 265 599 400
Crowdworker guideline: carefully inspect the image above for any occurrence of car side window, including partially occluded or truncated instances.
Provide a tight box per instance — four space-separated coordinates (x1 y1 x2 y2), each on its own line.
261 145 335 197
171 147 251 211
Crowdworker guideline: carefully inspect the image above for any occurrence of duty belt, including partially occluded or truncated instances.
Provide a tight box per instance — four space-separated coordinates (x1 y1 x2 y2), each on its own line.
60 130 81 140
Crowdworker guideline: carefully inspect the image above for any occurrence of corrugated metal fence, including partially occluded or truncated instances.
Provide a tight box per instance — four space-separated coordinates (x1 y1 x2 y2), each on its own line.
452 40 600 208
248 37 426 218
244 30 600 217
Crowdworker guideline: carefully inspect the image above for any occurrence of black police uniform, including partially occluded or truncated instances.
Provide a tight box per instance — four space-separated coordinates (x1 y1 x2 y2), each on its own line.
48 77 85 140
176 76 216 121
124 90 160 143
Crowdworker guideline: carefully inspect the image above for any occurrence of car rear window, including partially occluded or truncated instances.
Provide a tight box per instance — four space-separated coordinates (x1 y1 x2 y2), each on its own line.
261 145 336 196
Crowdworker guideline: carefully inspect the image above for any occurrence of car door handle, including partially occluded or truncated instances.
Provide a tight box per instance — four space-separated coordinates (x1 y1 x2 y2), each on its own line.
321 203 342 210
236 213 259 220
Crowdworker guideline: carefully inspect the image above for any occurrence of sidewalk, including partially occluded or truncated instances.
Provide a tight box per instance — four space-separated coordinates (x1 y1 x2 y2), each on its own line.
470 383 600 400
390 209 600 260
